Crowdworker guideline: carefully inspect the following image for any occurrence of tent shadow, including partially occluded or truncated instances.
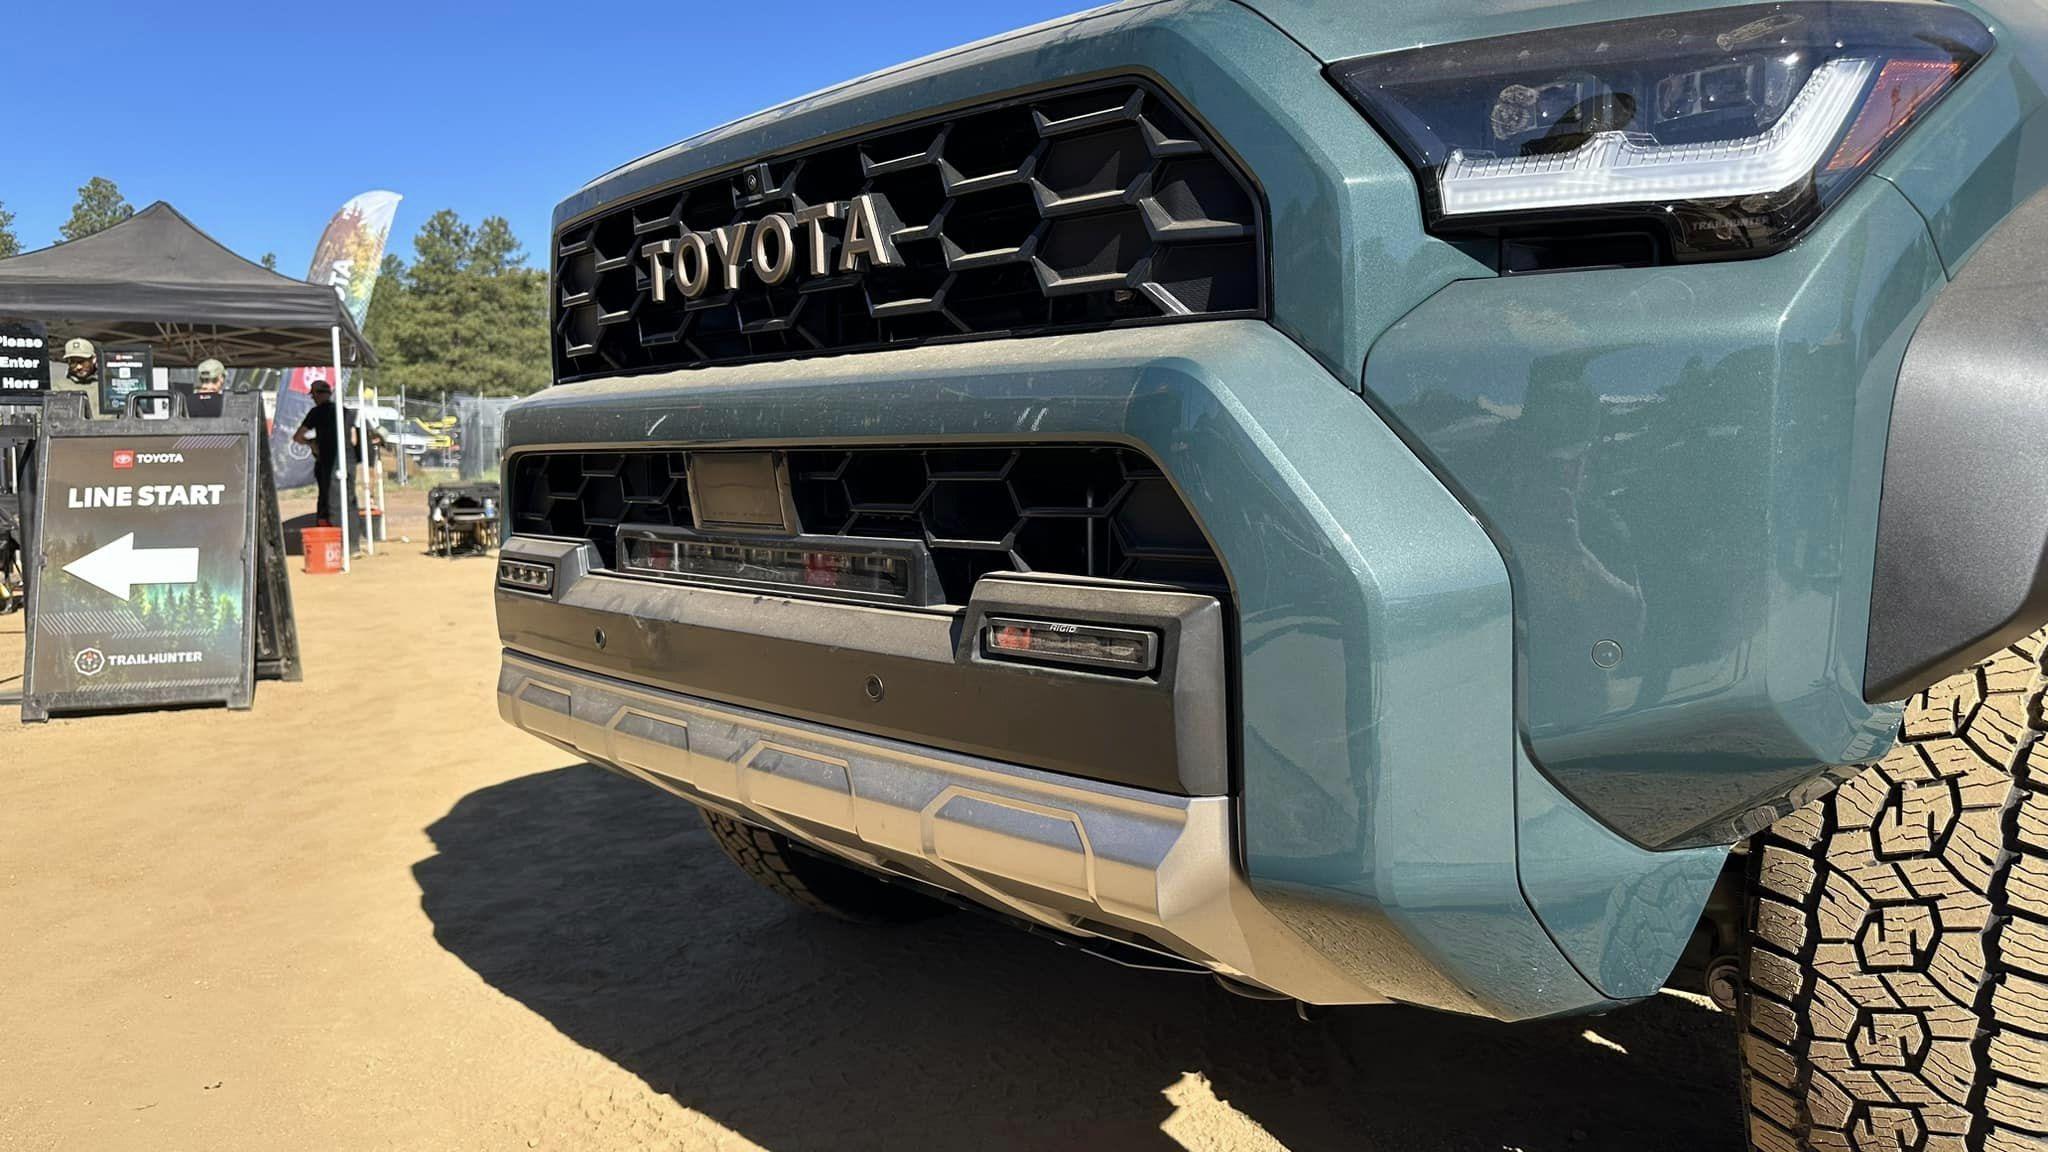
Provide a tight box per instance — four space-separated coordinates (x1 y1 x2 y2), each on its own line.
280 511 318 557
414 764 1744 1152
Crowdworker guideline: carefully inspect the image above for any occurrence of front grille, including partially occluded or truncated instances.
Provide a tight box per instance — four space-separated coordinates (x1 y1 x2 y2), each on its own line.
553 79 1264 383
509 446 1227 605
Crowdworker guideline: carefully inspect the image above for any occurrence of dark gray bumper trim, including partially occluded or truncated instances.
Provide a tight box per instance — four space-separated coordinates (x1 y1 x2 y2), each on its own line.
496 541 1232 796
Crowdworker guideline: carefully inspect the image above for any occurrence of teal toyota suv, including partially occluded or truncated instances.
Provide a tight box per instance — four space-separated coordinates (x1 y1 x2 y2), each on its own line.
494 2 2048 1146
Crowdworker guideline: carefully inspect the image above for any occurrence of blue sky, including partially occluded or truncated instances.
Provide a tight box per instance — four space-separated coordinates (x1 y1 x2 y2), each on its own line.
2 0 1093 276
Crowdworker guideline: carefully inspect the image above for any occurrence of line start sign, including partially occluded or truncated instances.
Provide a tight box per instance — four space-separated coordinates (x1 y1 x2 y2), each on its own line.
24 401 258 719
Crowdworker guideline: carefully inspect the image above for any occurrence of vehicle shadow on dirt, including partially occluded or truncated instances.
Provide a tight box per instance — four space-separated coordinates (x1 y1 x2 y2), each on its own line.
416 765 1744 1152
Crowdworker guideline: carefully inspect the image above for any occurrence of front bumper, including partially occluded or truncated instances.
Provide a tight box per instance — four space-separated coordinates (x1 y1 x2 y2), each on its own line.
498 322 1732 1019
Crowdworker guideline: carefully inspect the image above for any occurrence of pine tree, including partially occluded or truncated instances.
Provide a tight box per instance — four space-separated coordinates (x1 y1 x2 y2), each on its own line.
59 178 135 242
362 253 407 349
470 216 524 276
0 201 19 259
261 252 278 271
361 210 549 400
192 577 217 633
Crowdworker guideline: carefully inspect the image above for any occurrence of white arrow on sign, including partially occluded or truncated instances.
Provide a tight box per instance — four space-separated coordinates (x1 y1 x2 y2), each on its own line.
62 533 200 602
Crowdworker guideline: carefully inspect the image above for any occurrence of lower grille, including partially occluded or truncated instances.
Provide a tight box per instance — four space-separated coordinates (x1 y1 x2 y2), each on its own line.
508 445 1225 605
510 451 691 569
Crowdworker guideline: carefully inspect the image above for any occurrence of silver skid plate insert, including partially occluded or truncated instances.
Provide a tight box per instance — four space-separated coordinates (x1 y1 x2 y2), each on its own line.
498 651 1379 1003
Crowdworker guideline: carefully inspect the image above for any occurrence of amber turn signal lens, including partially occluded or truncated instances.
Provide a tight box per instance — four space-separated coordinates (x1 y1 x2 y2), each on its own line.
1826 58 1961 173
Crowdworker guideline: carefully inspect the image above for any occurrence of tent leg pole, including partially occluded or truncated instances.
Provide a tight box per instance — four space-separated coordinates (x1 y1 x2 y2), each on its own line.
332 324 350 573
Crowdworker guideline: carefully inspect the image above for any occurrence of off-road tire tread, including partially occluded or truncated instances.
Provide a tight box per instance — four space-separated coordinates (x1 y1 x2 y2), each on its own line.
1744 629 2048 1152
699 808 942 923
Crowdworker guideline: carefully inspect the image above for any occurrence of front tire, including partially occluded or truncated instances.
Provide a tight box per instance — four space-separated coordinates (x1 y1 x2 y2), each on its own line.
1743 629 2048 1152
699 808 947 924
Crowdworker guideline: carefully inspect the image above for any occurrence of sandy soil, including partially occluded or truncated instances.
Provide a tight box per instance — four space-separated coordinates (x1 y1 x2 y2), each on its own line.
0 493 1745 1152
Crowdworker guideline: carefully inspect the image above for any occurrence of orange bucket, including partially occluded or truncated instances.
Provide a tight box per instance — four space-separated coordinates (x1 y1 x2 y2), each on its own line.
303 526 344 574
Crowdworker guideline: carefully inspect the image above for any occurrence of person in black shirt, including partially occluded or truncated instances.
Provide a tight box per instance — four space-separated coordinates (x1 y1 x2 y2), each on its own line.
187 358 228 419
292 379 354 526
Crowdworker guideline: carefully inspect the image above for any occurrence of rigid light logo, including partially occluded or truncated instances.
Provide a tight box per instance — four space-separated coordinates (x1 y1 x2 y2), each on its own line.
73 647 106 677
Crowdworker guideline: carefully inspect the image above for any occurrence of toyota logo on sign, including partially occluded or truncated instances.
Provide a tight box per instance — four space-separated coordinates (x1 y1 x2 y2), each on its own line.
112 450 136 469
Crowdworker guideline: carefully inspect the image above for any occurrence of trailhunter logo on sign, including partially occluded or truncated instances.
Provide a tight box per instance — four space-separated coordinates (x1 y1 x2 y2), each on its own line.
73 648 105 677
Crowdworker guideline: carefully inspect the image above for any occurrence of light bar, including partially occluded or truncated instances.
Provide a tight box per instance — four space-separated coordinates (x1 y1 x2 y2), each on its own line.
1439 56 1874 216
618 528 933 605
497 559 555 594
982 616 1159 674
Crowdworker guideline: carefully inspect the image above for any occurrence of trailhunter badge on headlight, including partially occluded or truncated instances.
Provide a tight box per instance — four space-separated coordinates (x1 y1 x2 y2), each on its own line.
1328 2 1991 261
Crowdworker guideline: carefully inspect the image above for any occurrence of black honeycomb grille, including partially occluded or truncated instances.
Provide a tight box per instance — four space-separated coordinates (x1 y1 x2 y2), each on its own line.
785 446 1225 602
511 451 691 570
553 79 1264 383
508 446 1227 605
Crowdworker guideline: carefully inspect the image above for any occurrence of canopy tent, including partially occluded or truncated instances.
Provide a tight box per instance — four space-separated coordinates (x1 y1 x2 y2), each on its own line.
0 202 376 368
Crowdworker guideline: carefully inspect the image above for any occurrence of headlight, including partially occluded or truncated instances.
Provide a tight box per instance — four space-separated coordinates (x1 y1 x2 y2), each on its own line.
1329 2 1991 266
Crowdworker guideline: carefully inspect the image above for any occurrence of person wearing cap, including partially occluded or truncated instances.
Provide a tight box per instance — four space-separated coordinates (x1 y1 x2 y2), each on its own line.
292 378 356 526
187 358 228 418
53 337 99 418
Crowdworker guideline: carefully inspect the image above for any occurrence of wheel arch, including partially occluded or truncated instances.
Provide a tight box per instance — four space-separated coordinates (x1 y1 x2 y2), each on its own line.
1865 185 2048 702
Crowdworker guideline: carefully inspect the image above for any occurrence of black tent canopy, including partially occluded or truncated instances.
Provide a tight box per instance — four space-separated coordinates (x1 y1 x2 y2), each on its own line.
0 201 376 368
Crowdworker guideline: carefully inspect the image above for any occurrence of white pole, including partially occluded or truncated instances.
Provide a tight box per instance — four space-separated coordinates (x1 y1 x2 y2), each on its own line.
357 376 375 556
331 324 350 572
396 382 408 487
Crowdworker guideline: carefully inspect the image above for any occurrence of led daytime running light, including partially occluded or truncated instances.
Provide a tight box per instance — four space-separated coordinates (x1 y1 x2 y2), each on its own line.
1439 56 1876 216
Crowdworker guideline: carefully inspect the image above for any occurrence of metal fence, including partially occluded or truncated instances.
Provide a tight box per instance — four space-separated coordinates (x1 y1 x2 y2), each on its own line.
451 395 516 482
368 392 517 486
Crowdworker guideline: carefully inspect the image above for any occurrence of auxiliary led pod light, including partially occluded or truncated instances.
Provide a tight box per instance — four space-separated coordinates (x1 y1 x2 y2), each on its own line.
497 559 555 595
982 616 1161 674
1329 2 1991 260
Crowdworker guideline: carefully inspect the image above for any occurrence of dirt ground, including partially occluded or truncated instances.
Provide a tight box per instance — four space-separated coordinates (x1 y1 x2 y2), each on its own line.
0 490 1746 1152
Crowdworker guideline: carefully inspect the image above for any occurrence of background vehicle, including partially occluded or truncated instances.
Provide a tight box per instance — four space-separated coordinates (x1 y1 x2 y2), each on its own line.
495 2 2048 1147
387 432 433 459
